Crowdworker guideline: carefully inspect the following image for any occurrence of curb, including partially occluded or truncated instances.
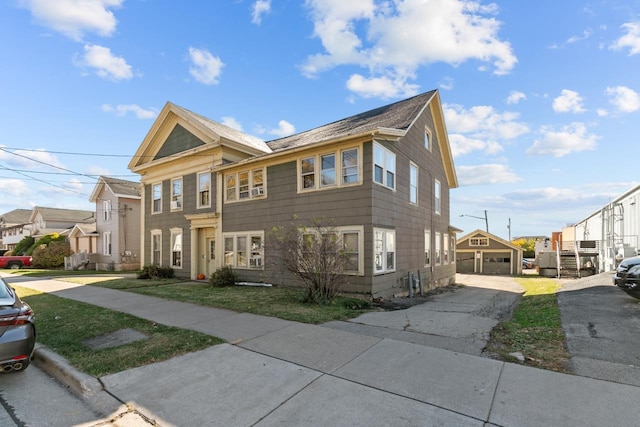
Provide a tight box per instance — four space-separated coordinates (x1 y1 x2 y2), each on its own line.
33 343 128 418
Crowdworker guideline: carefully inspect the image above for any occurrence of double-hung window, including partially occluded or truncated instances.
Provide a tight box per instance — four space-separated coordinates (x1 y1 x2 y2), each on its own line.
170 228 182 268
424 230 431 267
444 233 449 264
171 178 182 210
410 162 418 204
198 173 211 208
434 179 441 215
451 235 456 263
373 143 395 190
374 228 396 273
103 231 111 256
151 230 162 265
103 200 111 221
435 232 441 265
225 168 266 202
223 232 264 269
299 147 360 191
152 183 162 213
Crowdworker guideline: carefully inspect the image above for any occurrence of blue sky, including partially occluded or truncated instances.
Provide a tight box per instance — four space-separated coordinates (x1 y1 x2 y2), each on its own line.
1 0 639 240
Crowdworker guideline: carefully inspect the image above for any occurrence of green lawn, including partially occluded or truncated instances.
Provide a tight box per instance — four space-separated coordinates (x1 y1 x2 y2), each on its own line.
485 276 570 372
15 286 223 377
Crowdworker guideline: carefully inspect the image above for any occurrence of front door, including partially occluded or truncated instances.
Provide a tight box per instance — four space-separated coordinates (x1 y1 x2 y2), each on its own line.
207 238 216 275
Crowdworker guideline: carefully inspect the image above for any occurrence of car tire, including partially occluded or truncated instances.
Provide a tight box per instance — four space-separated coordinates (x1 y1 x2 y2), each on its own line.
8 262 22 270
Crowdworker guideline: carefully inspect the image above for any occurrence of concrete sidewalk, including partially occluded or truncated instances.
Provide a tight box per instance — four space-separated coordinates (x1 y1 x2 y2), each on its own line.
6 273 640 426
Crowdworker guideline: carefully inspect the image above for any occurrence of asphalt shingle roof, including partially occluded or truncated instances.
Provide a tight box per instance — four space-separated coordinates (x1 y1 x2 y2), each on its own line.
266 90 436 152
101 176 141 198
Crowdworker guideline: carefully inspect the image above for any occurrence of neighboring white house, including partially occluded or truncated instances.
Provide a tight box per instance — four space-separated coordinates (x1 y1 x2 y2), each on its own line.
0 209 33 251
563 183 640 272
29 206 95 238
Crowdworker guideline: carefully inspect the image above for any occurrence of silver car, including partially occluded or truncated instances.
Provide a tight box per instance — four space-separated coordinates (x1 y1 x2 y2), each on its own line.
0 277 35 372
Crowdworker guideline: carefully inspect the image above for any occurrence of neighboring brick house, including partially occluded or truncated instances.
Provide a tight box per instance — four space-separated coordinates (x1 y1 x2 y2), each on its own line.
129 90 459 298
88 176 142 271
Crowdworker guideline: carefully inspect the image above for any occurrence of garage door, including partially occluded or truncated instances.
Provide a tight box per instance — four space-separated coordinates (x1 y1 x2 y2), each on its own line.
483 252 511 275
456 252 475 273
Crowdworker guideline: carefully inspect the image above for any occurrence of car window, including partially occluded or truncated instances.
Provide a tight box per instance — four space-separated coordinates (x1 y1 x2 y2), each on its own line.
0 280 15 305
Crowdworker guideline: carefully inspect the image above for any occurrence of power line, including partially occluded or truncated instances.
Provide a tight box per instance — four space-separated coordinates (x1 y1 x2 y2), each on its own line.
0 163 88 196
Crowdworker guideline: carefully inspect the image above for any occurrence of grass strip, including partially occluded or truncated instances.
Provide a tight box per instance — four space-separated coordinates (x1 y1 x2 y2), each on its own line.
485 276 570 373
61 276 374 324
15 286 223 377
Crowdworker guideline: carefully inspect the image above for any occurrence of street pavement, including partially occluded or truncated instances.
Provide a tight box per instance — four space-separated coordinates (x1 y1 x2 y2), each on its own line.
4 272 640 426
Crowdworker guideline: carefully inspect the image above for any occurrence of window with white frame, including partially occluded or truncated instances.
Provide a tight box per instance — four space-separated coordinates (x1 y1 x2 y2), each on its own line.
410 162 418 204
425 127 432 151
170 228 182 268
373 143 396 190
451 235 456 263
151 230 161 265
225 168 266 202
444 233 449 264
103 231 111 255
435 232 441 265
434 179 441 215
152 183 162 213
300 227 363 275
223 232 264 269
103 200 111 221
197 172 211 208
470 237 489 246
299 147 360 191
171 178 182 210
374 228 395 273
425 230 431 267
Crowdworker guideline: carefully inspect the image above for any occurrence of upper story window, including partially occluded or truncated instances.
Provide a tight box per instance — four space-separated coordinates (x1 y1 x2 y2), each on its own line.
434 179 441 215
171 178 183 211
103 200 111 221
299 147 360 192
470 237 489 246
410 162 418 205
225 168 266 202
425 127 432 151
373 143 395 190
197 172 211 208
152 183 162 214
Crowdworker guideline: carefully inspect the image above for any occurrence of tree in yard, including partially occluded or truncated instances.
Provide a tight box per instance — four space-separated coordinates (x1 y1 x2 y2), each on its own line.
268 218 351 305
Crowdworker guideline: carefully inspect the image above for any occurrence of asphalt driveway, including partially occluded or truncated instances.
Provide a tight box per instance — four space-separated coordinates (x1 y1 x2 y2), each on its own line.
558 272 640 387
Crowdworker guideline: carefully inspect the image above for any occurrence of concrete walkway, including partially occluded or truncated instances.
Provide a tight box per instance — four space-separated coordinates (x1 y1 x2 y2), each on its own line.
5 273 640 427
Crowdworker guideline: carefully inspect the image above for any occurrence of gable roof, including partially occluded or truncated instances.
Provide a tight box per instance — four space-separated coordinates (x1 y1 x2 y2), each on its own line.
90 176 141 203
68 222 98 238
29 207 94 224
0 209 33 226
267 91 436 152
129 102 272 172
457 229 523 252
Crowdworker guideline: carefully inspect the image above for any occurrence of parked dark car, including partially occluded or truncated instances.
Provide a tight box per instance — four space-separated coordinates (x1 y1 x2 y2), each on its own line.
613 256 640 299
522 258 534 269
0 278 35 372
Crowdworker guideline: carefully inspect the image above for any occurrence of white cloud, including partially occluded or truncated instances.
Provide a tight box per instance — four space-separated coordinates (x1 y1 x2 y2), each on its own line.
506 91 526 105
0 179 30 198
20 0 122 41
606 86 640 113
302 0 516 98
444 104 529 140
252 0 271 25
456 164 521 186
75 44 132 81
188 47 224 85
610 22 640 55
449 134 503 158
221 116 243 131
102 104 158 119
527 122 598 157
566 29 592 44
597 108 609 117
267 120 296 137
552 89 585 113
346 74 418 99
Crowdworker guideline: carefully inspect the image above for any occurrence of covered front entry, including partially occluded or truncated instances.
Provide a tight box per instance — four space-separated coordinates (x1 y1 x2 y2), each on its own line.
186 213 219 280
